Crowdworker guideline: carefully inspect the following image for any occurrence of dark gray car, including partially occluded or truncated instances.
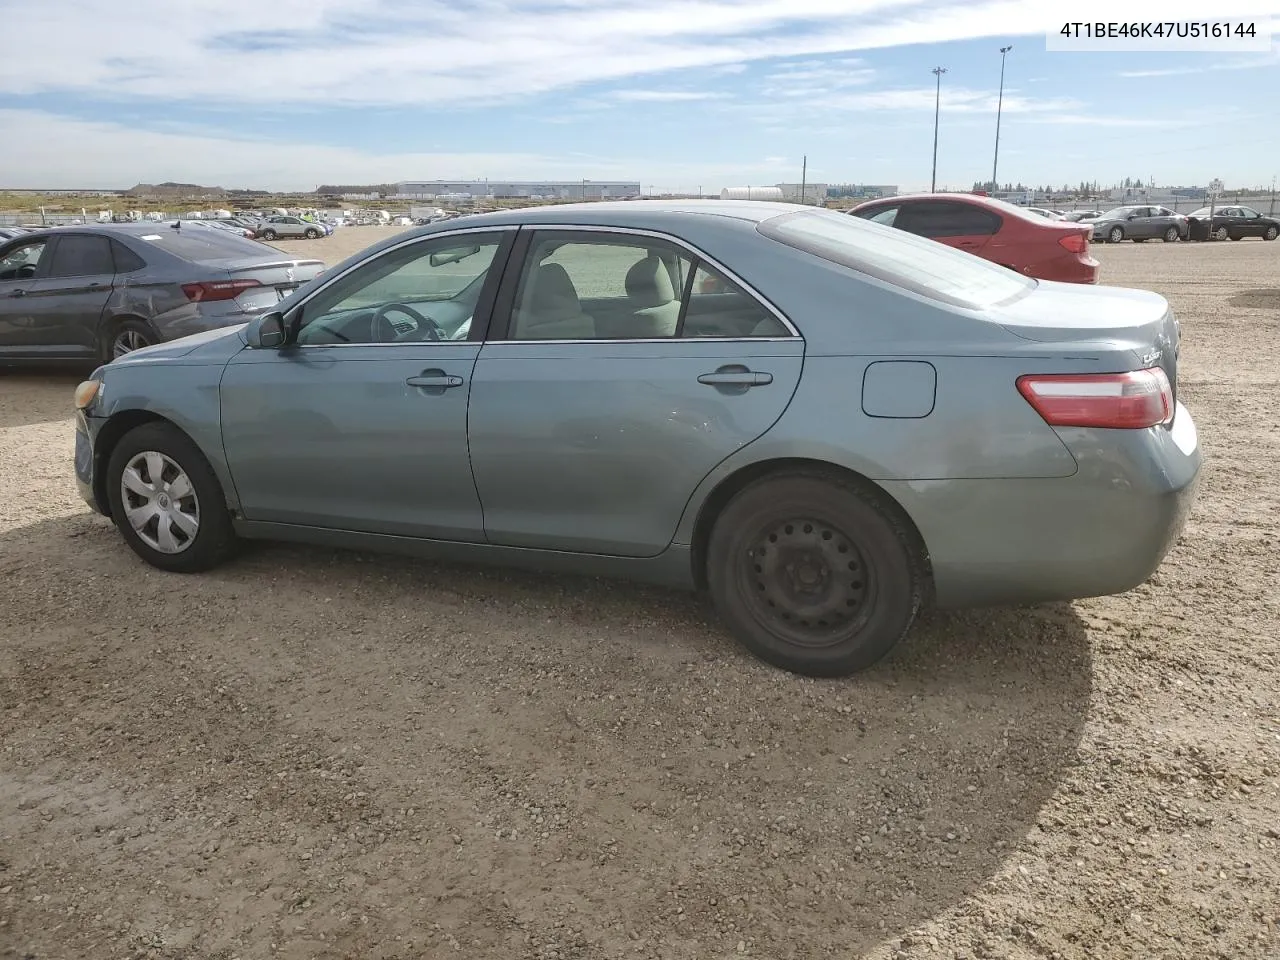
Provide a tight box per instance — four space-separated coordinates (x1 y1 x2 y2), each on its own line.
0 222 324 363
1091 205 1189 243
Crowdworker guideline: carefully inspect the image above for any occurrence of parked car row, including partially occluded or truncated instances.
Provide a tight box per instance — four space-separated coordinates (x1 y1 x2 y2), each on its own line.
846 193 1278 284
67 200 1200 678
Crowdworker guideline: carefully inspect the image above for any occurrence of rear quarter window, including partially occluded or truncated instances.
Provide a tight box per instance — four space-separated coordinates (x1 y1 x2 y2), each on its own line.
758 209 1035 310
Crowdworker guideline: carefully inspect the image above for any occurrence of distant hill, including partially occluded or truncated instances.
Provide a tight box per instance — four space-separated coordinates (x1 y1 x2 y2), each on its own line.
126 182 227 197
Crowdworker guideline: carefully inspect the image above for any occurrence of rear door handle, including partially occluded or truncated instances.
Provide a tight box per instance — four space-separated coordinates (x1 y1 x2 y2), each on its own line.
406 371 464 389
697 370 773 387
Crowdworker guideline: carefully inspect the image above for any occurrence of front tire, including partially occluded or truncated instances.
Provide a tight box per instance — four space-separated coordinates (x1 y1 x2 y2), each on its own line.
1163 227 1180 242
105 422 238 573
1108 226 1124 243
304 228 320 239
706 473 925 677
261 229 278 240
1264 226 1278 241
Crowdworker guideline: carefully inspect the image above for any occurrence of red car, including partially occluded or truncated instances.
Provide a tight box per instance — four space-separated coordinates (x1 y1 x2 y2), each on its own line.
848 193 1099 284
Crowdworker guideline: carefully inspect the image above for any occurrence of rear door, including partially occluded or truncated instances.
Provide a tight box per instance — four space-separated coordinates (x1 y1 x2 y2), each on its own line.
8 233 116 356
466 227 804 558
894 200 1001 256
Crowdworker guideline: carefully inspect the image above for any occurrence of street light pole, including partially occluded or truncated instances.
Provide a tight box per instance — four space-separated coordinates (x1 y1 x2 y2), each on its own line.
931 66 947 193
992 45 1012 192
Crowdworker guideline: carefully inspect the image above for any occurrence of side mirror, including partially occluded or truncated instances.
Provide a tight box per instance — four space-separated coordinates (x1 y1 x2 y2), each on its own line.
246 311 287 348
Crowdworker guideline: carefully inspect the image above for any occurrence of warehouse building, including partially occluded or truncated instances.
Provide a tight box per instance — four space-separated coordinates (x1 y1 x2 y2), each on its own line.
393 180 642 200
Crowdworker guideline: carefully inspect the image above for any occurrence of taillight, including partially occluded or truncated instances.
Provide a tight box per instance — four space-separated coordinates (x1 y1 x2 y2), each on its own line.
1058 231 1089 254
1016 368 1173 429
182 278 263 302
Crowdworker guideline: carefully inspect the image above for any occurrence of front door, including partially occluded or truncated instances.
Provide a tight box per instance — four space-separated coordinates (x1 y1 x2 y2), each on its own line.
219 229 514 540
0 237 55 355
467 228 804 558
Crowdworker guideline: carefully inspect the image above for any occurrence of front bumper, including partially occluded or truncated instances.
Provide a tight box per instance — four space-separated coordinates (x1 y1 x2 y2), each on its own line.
74 410 108 516
883 402 1202 607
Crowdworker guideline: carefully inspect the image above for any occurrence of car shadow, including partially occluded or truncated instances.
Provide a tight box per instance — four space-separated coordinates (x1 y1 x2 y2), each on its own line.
2 513 1092 958
0 365 91 428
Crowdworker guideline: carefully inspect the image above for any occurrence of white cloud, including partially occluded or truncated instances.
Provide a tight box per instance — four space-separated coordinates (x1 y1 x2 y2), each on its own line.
1118 50 1280 78
0 109 808 191
3 0 1275 108
610 90 728 101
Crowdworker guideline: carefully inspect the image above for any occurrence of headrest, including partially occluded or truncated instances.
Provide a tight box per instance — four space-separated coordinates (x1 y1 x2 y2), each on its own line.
528 263 581 316
624 254 676 308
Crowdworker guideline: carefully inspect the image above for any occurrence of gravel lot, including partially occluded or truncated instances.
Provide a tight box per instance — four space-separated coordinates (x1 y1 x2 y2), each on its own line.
2 228 1277 960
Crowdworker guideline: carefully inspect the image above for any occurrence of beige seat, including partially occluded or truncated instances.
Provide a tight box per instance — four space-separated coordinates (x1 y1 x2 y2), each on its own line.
623 254 681 338
515 263 595 339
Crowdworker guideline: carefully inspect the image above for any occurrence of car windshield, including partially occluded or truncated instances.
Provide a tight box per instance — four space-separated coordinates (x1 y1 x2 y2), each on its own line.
758 208 1035 310
1100 207 1137 219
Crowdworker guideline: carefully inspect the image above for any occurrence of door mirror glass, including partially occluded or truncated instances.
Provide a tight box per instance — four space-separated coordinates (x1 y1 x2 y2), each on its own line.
248 311 286 348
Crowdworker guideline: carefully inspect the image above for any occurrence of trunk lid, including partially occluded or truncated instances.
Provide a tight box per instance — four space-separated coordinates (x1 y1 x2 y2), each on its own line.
992 280 1180 408
219 256 325 311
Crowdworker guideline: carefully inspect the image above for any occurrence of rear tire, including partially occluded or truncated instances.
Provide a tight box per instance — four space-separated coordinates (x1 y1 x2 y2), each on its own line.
105 422 238 573
1213 226 1229 241
101 318 158 363
1108 226 1124 243
706 472 925 677
1163 227 1180 242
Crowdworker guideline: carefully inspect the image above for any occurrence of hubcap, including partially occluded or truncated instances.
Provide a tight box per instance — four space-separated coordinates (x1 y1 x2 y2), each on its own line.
743 518 874 647
119 451 200 554
112 329 151 359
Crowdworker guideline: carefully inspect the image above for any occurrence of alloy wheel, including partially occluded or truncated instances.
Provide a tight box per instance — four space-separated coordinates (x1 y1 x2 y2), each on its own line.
112 328 153 359
119 451 201 554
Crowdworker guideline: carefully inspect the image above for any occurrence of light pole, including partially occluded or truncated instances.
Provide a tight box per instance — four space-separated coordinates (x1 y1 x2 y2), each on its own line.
992 45 1012 192
931 66 947 192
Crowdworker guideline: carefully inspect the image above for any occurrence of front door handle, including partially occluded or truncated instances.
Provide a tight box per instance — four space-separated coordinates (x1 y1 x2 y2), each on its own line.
697 368 773 387
406 370 464 389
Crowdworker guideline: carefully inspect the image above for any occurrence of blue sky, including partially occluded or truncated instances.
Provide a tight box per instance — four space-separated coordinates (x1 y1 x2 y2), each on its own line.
1 0 1277 193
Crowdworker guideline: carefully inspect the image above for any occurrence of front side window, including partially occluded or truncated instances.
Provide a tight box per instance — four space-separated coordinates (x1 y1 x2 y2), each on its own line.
0 240 47 281
758 207 1035 310
1241 207 1260 219
506 232 789 341
295 233 502 345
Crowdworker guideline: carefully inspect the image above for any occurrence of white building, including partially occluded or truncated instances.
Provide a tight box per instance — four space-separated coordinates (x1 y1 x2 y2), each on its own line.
393 180 642 201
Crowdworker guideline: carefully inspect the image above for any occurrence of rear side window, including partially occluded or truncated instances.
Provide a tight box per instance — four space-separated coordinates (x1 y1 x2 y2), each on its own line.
47 235 115 277
897 202 1001 238
134 228 274 262
110 240 147 272
758 208 1035 310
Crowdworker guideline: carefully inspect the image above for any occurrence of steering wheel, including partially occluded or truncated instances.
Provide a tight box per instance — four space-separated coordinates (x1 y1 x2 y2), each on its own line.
371 302 443 342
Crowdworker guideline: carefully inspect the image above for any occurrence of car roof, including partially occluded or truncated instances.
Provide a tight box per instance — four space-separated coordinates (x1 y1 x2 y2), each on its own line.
434 198 810 229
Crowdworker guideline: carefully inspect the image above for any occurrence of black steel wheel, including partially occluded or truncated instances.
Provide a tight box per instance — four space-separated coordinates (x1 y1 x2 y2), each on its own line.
706 472 926 677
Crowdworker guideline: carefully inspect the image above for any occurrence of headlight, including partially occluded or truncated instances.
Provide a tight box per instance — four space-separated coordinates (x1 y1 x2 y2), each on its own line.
74 379 102 410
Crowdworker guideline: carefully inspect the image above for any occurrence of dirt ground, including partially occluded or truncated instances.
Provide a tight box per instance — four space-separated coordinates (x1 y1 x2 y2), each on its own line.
1 229 1277 960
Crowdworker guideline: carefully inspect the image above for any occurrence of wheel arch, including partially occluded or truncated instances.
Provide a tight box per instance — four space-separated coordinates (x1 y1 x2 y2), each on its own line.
92 410 187 519
688 457 933 595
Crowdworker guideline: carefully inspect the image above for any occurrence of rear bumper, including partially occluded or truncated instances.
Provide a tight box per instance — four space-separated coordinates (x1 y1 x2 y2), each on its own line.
1029 256 1099 284
884 402 1202 607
